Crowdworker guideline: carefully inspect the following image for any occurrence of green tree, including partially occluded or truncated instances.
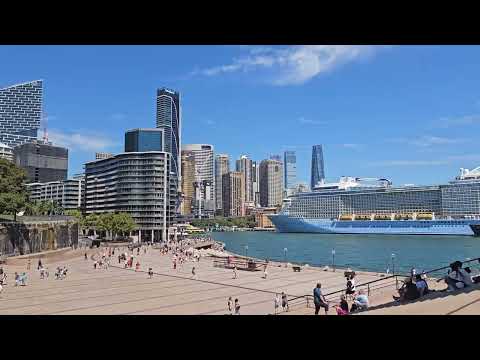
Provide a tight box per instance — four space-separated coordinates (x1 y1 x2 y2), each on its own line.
84 213 100 237
65 209 85 234
0 158 28 221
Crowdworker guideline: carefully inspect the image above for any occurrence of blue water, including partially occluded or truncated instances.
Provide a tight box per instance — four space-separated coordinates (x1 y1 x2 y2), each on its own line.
210 232 480 275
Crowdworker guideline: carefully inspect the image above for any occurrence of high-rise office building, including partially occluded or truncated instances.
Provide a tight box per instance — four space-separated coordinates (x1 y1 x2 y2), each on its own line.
311 144 325 190
181 150 196 215
85 151 177 242
259 159 284 207
182 144 215 218
0 80 42 148
222 171 245 217
284 151 297 189
252 161 260 206
236 155 254 204
0 142 13 162
125 128 164 152
95 152 113 160
156 88 180 178
14 141 68 183
215 154 230 214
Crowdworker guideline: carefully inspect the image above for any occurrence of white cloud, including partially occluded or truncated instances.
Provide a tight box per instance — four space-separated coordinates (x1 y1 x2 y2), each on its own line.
369 154 480 167
48 129 119 152
298 117 327 126
435 115 480 128
194 45 385 85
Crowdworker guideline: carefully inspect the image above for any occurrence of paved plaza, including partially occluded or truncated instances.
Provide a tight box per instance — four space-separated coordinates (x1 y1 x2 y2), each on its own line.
0 247 383 315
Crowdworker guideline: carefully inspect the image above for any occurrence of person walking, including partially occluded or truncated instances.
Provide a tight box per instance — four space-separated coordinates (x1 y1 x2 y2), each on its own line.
37 259 42 270
281 292 289 312
234 299 241 315
227 297 233 315
148 268 153 279
27 259 31 270
233 266 237 279
135 261 140 272
263 264 268 279
192 266 197 279
274 294 280 315
84 252 88 260
313 283 329 315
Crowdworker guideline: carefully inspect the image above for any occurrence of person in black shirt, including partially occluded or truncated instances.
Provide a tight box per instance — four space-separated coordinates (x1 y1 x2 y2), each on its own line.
393 277 420 302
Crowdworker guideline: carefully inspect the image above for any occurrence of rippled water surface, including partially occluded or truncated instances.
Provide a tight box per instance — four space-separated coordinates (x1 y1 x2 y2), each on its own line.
210 232 480 274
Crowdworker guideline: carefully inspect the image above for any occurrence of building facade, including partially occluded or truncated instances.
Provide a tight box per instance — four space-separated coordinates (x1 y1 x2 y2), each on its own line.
180 150 196 215
84 152 177 242
215 154 230 214
27 175 85 210
182 144 215 218
236 155 253 204
156 88 180 178
252 161 260 206
14 141 68 183
311 145 325 190
284 151 297 190
0 142 13 162
125 128 164 152
0 80 42 148
95 152 113 160
222 171 245 217
259 159 284 207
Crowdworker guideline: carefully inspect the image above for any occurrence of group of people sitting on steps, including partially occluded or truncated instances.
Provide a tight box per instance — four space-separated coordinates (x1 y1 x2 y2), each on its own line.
394 260 480 303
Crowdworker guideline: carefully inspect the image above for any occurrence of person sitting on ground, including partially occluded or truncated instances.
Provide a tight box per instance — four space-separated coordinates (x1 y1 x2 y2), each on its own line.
334 295 349 315
464 267 480 284
415 274 429 297
438 261 472 291
394 277 420 302
351 289 369 312
313 283 329 315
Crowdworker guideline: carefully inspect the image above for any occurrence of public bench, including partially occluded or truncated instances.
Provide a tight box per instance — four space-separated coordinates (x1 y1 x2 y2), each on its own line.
293 266 301 272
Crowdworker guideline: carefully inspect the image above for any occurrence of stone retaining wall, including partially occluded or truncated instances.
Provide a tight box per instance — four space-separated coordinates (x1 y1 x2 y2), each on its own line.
0 219 78 256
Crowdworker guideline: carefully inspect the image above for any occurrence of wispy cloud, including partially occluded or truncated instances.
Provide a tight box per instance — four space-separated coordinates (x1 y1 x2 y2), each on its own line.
48 129 119 152
435 115 480 128
341 143 364 150
298 117 327 126
369 154 480 167
193 45 387 85
389 135 468 147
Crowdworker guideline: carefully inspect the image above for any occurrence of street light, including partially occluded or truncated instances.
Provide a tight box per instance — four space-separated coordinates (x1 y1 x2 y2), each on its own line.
332 249 336 272
391 253 396 275
284 247 288 267
245 245 249 258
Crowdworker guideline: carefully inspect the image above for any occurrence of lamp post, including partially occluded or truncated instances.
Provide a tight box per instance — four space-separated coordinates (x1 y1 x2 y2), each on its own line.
284 247 288 267
332 249 336 272
245 245 249 258
391 253 396 275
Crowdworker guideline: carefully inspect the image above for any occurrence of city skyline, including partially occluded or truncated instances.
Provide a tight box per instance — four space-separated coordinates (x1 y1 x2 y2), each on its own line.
3 46 480 186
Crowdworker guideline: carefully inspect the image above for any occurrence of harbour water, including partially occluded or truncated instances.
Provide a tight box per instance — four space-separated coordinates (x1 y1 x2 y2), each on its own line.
210 231 480 275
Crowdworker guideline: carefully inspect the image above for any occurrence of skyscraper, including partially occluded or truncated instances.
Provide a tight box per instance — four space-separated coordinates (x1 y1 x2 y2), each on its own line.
259 159 284 207
182 144 215 218
181 150 196 215
125 128 164 152
284 151 297 189
156 88 180 178
0 80 42 148
236 155 253 204
311 145 325 190
215 154 230 214
252 161 260 206
222 171 245 217
14 142 68 183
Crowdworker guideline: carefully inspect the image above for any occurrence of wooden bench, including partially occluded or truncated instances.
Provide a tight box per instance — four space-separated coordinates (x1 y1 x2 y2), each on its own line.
293 266 301 272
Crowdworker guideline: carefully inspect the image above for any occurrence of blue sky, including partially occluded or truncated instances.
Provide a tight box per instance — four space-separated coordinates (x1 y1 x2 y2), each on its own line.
2 45 480 186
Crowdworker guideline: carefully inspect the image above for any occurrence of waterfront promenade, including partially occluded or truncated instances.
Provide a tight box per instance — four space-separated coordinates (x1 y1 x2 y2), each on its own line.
0 247 383 315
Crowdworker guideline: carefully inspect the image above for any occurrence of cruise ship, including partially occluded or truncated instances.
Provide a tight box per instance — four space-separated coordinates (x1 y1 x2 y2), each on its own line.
269 167 480 236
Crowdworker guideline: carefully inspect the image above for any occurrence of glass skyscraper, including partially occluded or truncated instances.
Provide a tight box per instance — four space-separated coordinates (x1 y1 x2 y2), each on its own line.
0 80 42 148
125 128 164 152
310 145 325 190
284 151 297 189
156 88 180 178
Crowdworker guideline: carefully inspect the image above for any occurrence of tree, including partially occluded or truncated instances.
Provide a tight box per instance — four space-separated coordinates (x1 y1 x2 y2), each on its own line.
0 158 28 221
84 213 100 237
65 209 85 234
